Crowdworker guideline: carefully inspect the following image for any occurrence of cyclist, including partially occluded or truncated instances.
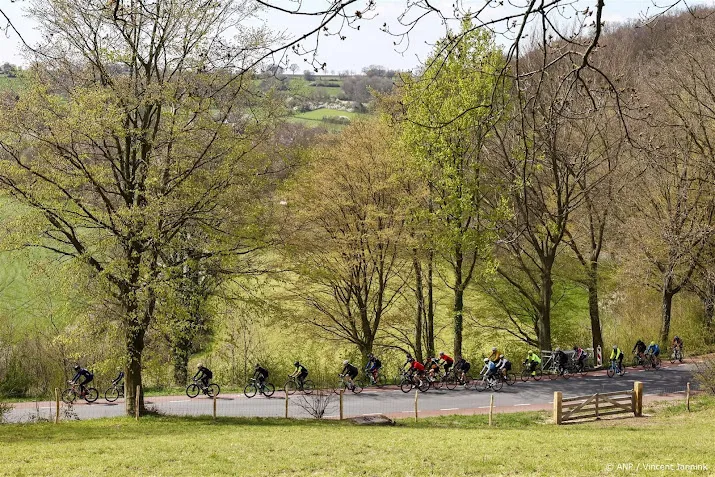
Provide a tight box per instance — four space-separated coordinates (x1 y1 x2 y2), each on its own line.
426 356 440 379
340 360 359 388
672 336 684 358
554 347 568 375
403 353 413 371
290 361 309 388
365 353 382 383
645 341 660 367
610 345 625 375
193 363 213 389
632 339 646 362
70 365 93 394
438 351 454 377
525 350 541 376
483 358 498 380
111 368 124 386
496 355 512 378
488 347 500 363
253 364 269 387
454 356 471 383
573 346 588 371
408 357 426 379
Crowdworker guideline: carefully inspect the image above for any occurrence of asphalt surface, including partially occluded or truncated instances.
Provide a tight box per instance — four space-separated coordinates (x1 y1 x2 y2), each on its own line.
5 361 695 422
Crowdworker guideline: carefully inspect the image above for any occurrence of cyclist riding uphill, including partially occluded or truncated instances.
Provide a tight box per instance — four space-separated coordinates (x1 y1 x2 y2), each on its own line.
632 339 646 358
554 347 568 374
438 352 454 376
366 354 382 380
672 335 684 350
290 361 309 387
409 357 425 375
525 350 541 375
341 360 359 386
488 347 500 363
496 355 512 375
646 341 660 358
573 346 588 368
70 365 93 393
194 363 213 388
610 346 625 374
253 364 269 385
484 358 498 378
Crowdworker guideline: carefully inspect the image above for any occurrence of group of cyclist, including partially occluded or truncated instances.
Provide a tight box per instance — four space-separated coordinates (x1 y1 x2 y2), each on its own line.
69 334 686 396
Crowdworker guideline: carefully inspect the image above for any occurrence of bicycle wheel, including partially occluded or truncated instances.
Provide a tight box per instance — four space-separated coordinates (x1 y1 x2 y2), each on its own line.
632 356 640 367
284 380 297 395
61 388 77 404
533 368 542 381
431 378 443 390
105 386 120 402
475 378 487 392
520 369 531 382
302 380 314 395
352 380 364 394
445 375 458 390
606 367 615 378
376 375 387 387
262 383 275 397
400 378 413 393
417 378 430 392
548 369 558 380
562 368 570 380
462 374 472 387
84 388 99 403
244 383 258 398
206 384 220 398
493 378 503 392
186 383 200 398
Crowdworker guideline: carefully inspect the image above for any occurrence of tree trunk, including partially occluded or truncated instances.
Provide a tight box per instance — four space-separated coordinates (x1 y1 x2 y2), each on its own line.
124 325 146 416
413 253 424 362
587 263 603 352
425 249 435 357
704 298 714 344
660 287 674 346
171 335 191 386
453 244 464 358
538 266 553 351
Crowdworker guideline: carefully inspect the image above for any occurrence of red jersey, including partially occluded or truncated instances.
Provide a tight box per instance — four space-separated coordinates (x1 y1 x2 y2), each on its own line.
411 361 425 371
441 354 454 364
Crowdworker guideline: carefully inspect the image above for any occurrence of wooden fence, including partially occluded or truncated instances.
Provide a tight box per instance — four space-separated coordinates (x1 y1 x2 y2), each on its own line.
554 381 643 424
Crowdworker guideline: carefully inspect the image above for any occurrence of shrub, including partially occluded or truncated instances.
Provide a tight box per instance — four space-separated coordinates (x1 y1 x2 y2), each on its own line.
693 358 715 395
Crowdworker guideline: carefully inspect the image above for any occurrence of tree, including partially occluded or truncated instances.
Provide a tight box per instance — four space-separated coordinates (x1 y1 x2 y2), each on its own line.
303 70 316 81
393 22 507 358
282 119 416 363
289 63 299 75
0 0 278 415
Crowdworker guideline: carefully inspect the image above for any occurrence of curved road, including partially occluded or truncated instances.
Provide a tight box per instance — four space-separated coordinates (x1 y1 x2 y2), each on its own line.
5 362 695 422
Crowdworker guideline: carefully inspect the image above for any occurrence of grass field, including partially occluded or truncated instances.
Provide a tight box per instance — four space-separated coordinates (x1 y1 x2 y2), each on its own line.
1 397 713 476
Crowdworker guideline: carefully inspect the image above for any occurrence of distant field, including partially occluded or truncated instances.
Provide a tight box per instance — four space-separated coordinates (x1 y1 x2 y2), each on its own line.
288 108 370 131
0 397 713 476
0 75 26 92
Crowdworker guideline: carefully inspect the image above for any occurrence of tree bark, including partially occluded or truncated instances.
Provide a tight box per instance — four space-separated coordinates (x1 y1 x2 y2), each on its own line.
704 298 714 344
171 335 191 386
413 253 424 362
660 287 675 346
538 265 554 351
587 263 604 352
425 249 435 358
453 244 464 358
124 325 146 416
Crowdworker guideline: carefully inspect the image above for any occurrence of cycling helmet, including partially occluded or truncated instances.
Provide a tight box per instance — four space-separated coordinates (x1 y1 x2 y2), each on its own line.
294 361 300 367
573 346 578 351
555 347 560 352
73 365 80 371
343 360 349 365
197 363 203 368
368 353 374 359
408 357 415 363
612 345 617 350
483 358 489 363
254 364 260 369
675 336 680 340
492 347 497 352
650 341 655 346
498 354 504 359
439 351 444 356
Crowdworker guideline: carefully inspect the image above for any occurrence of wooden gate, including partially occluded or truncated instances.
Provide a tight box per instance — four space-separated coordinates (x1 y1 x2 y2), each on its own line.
554 381 643 424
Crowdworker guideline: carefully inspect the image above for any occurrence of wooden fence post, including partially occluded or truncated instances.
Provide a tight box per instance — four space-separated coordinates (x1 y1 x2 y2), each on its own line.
553 391 562 425
135 385 140 421
213 394 217 420
54 388 60 424
595 393 600 419
284 391 289 419
339 389 344 420
414 390 419 422
686 382 691 412
489 394 494 426
634 381 643 417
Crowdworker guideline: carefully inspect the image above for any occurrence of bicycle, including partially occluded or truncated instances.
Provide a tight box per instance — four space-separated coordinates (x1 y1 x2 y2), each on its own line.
632 351 646 368
472 372 503 392
62 382 99 404
283 376 314 395
497 368 516 386
334 374 364 394
364 368 387 387
571 357 589 376
104 382 124 402
547 362 571 380
670 345 684 363
606 359 625 378
520 360 543 382
399 371 429 393
186 378 220 398
244 378 275 398
643 353 661 370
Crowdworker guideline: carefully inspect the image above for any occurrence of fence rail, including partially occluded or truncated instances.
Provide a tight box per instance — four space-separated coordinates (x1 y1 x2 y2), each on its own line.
554 381 643 424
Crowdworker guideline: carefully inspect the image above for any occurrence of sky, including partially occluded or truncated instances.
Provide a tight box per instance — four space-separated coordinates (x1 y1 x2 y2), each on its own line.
0 0 711 73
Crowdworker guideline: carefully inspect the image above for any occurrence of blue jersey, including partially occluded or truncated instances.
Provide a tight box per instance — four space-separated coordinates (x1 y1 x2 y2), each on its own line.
647 344 660 355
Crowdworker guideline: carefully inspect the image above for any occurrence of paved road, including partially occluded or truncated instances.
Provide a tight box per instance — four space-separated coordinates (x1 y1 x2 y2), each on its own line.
5 362 695 422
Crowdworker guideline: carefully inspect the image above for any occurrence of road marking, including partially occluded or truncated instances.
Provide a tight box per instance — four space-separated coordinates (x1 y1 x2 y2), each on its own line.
440 408 458 411
400 411 413 413
362 413 382 416
478 406 490 409
514 403 530 406
169 400 191 403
